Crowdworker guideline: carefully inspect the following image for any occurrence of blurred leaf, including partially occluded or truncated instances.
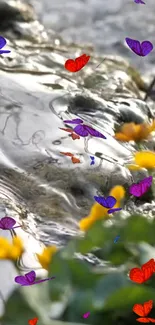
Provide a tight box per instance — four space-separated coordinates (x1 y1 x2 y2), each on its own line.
104 285 155 311
95 243 132 265
48 252 72 301
92 273 129 310
64 289 93 323
67 259 101 289
120 215 155 244
1 289 37 325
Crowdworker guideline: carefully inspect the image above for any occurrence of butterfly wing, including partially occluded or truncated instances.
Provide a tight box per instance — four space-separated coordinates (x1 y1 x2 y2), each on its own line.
143 300 153 316
84 125 106 139
140 176 153 196
0 216 16 229
28 317 39 325
0 36 6 49
129 268 145 283
141 41 153 56
33 276 55 285
75 54 90 71
136 319 151 323
71 156 81 164
63 119 83 124
65 59 76 72
129 183 141 197
142 260 154 279
59 127 73 133
73 125 89 137
94 196 109 208
108 208 122 214
14 275 29 286
25 271 36 284
70 133 80 140
60 152 74 157
133 304 146 317
125 38 141 56
148 319 155 323
106 196 117 208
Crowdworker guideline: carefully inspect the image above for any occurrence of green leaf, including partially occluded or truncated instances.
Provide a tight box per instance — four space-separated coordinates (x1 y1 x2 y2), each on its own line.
67 259 100 289
1 289 37 325
95 244 132 265
120 215 155 244
104 285 155 311
92 273 129 310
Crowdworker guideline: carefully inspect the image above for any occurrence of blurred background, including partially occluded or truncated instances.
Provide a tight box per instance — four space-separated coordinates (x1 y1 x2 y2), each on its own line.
25 0 155 73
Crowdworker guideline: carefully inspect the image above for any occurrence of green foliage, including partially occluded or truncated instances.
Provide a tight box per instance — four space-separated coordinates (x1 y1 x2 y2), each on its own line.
1 213 155 325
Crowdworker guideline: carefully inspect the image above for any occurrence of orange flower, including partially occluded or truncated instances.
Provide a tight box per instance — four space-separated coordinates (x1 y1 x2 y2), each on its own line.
115 120 155 142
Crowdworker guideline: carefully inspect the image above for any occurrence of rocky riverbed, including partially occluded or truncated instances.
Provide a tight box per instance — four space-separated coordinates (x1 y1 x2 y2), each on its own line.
0 0 155 316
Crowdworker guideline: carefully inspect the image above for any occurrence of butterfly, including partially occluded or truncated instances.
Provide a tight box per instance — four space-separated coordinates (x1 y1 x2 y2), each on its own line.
129 259 155 284
14 270 55 286
133 300 155 322
0 216 22 230
59 128 80 140
63 120 106 139
65 54 90 72
0 36 11 54
63 118 83 124
114 235 120 243
90 156 95 165
28 318 38 325
60 152 81 164
134 0 145 3
94 196 122 214
125 38 153 57
83 312 90 319
129 176 153 197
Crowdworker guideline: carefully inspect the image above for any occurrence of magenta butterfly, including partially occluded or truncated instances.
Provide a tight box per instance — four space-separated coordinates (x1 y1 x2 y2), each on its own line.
125 38 153 57
0 216 21 230
64 119 106 139
14 270 55 286
94 196 122 214
129 176 153 197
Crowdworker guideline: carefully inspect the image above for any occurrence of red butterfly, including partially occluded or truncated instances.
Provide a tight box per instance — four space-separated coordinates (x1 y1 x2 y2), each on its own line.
59 128 80 140
133 300 155 322
129 259 155 284
64 54 90 72
28 318 38 325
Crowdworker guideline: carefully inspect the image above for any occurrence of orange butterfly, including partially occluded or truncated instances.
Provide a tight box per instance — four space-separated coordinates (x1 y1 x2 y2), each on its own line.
60 152 81 164
59 128 80 140
65 54 90 72
133 300 155 323
129 259 155 284
28 318 38 325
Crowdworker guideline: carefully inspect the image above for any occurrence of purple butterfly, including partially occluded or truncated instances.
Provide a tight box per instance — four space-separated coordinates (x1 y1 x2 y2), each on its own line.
134 0 145 3
63 119 83 124
0 36 11 54
73 124 106 139
14 270 55 286
125 38 153 57
90 156 95 165
0 216 21 230
129 176 153 198
94 195 122 214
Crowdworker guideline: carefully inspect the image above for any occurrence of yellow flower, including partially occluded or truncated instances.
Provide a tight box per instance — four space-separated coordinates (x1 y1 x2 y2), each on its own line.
114 121 155 142
134 151 155 169
79 185 125 231
0 236 24 260
36 246 58 270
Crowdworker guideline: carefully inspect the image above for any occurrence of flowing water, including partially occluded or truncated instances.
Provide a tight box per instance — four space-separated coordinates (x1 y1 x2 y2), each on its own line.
0 0 155 315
